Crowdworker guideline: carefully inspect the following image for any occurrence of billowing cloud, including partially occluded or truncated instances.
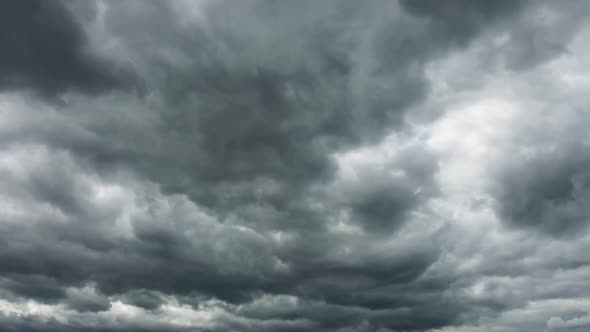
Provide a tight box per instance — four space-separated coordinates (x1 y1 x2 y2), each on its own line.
0 0 139 96
1 1 590 331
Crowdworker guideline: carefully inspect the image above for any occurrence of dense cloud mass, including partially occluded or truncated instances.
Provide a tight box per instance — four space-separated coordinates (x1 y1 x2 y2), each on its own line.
0 0 138 96
1 0 590 331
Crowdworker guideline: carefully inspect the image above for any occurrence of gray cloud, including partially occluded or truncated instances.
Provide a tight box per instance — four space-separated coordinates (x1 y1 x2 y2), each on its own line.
64 287 111 313
548 312 590 331
492 146 590 236
2 1 589 332
0 0 141 97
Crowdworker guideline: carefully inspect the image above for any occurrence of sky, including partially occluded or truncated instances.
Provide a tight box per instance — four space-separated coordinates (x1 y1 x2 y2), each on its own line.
1 1 590 331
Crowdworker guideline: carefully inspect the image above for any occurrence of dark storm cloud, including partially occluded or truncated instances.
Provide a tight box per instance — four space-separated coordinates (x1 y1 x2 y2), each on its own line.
400 0 526 47
64 287 111 313
333 143 440 231
0 0 138 96
40 0 525 236
493 150 590 236
119 290 164 311
0 275 66 303
0 149 439 306
490 111 590 237
500 0 590 70
3 1 584 332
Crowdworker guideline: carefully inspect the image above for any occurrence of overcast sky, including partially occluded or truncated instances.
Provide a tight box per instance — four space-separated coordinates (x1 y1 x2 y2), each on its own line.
1 1 590 331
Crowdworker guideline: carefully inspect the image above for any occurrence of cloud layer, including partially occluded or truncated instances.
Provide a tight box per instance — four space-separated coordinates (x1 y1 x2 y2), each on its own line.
1 1 590 331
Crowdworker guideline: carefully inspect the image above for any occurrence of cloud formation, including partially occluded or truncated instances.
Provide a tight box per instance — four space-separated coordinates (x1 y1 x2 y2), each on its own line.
0 0 139 96
1 0 590 331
